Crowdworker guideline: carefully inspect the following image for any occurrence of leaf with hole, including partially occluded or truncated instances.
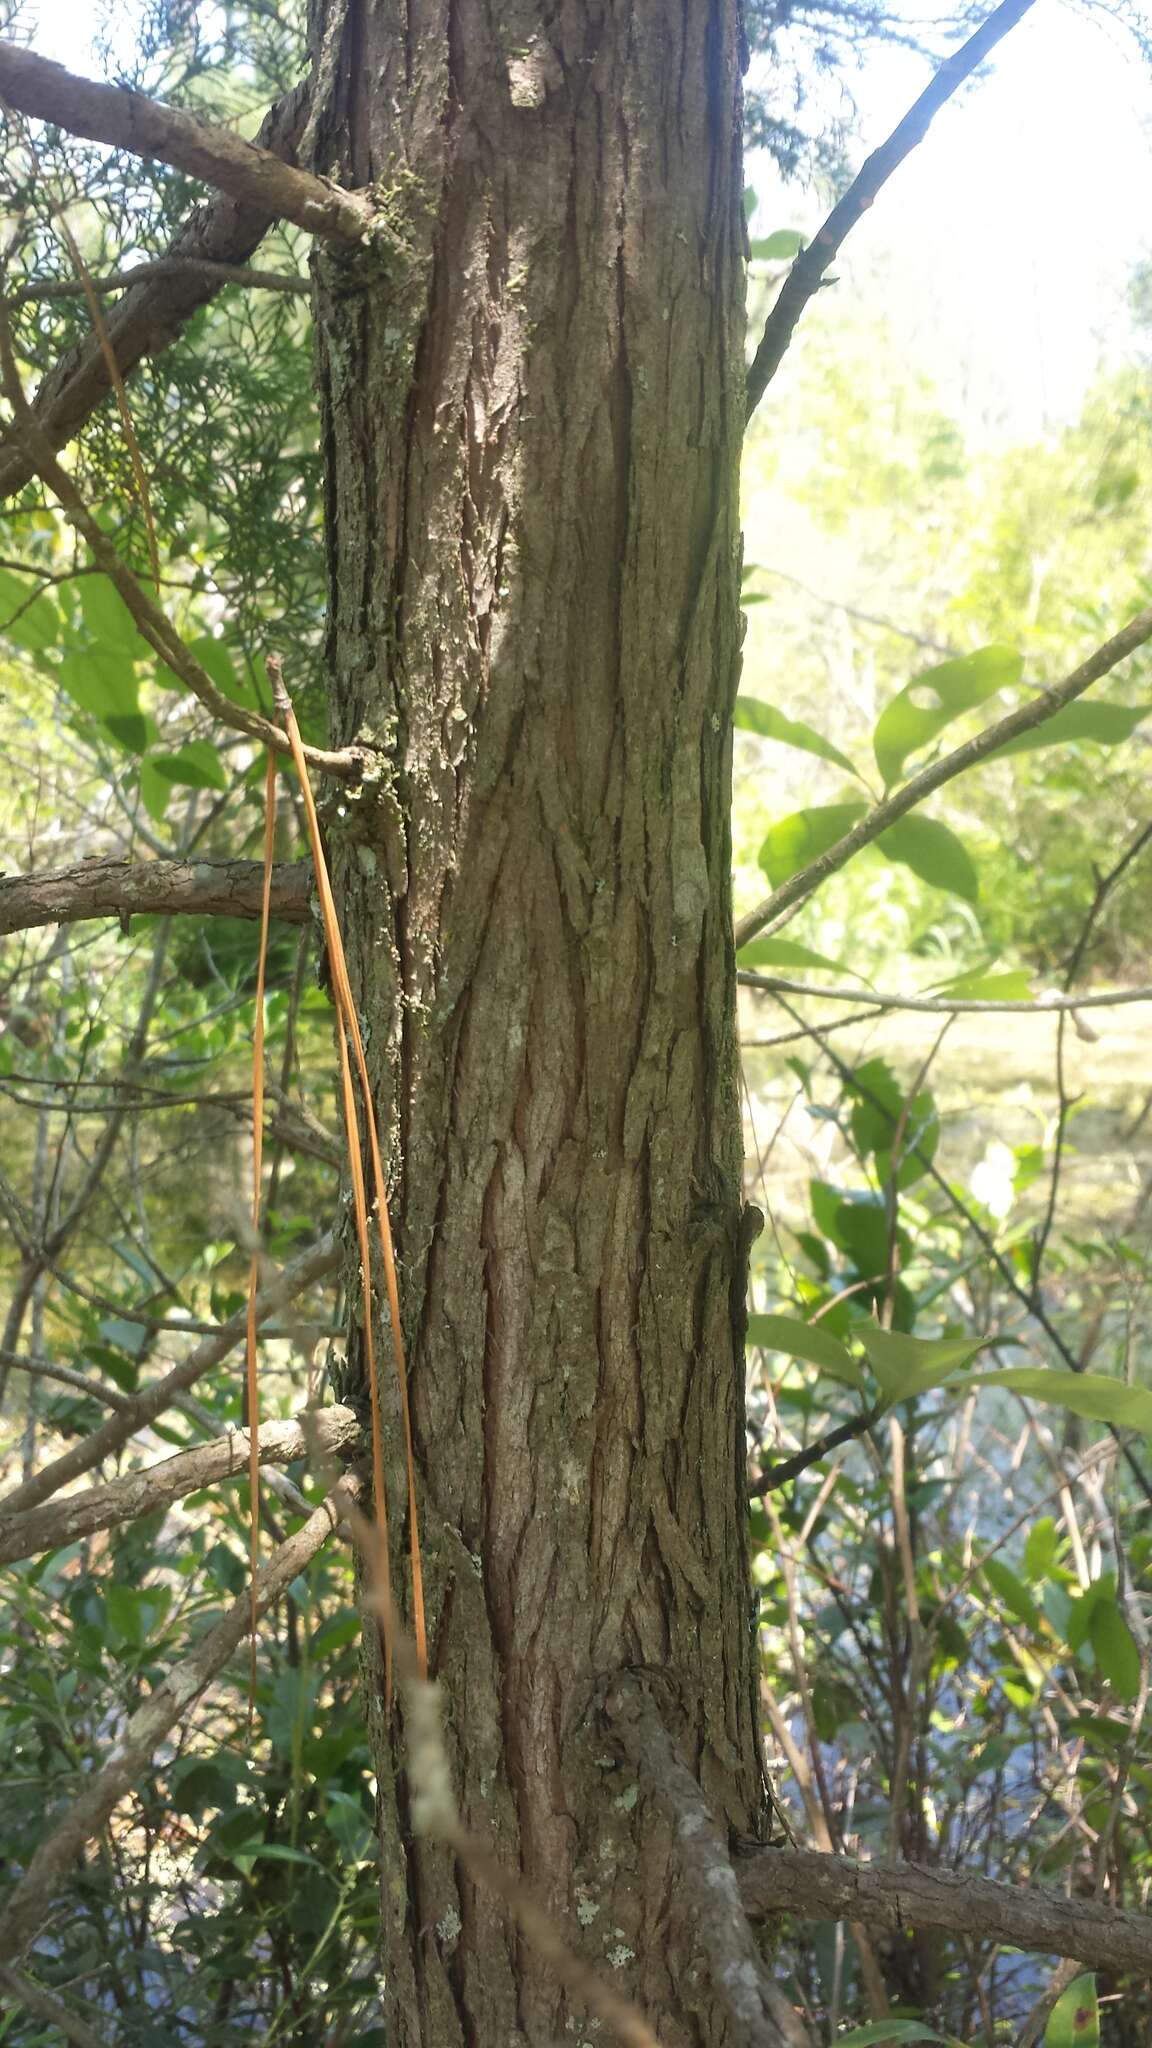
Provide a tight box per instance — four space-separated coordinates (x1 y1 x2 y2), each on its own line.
873 645 1021 786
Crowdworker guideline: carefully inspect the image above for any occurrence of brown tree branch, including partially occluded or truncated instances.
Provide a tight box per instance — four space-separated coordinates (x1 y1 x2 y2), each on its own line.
0 333 362 777
0 1229 340 1517
746 0 1037 413
0 1965 107 2048
736 1847 1152 1976
0 1472 363 1966
0 1405 361 1565
606 1677 809 2048
734 604 1152 948
0 83 310 501
0 856 311 936
0 44 371 245
6 258 309 303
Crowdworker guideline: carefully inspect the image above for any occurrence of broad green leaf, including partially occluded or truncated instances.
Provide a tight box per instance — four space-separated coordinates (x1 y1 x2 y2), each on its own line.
188 632 259 709
79 573 139 654
738 936 860 977
734 697 860 778
150 741 229 791
57 648 140 723
760 802 868 886
936 969 1035 1001
746 1312 864 1388
104 713 157 755
1090 1600 1141 1700
1024 1517 1060 1581
139 761 174 824
860 1327 989 1402
993 701 1151 759
1046 1973 1098 2048
983 1557 1039 1630
873 645 1022 786
965 1370 1152 1435
750 229 805 260
1067 1577 1115 1654
810 1181 892 1277
876 814 980 904
0 567 59 653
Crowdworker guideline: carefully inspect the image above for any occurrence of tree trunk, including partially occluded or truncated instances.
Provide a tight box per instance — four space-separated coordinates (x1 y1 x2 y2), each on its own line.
309 4 765 2038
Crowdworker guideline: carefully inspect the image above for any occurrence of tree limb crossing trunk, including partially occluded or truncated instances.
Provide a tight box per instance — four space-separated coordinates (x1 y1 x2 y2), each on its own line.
310 2 762 2040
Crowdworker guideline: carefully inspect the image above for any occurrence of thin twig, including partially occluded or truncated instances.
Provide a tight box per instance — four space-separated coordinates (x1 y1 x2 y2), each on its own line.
733 604 1152 948
6 258 309 303
739 972 1152 1015
746 0 1037 412
0 1473 362 1965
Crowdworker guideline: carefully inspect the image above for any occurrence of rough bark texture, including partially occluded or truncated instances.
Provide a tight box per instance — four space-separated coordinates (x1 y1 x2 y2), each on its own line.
309 5 761 2040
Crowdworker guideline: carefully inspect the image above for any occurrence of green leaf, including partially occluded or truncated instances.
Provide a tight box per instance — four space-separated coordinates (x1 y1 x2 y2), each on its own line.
57 648 140 723
759 802 868 886
1024 1517 1060 1581
746 1312 864 1388
873 645 1022 786
750 229 805 260
149 741 229 791
734 697 861 777
0 567 59 653
738 936 860 977
79 573 139 654
993 701 1152 759
1090 1600 1141 1700
860 1327 990 1402
847 1058 939 1190
1067 1577 1114 1654
965 1370 1152 1435
187 633 259 709
876 814 980 904
983 1557 1039 1630
1046 1973 1099 2048
935 969 1035 1000
139 761 174 823
104 714 157 755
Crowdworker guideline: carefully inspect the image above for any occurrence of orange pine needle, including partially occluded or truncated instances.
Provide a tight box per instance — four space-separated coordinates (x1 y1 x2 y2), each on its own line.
246 752 278 1717
265 655 427 1689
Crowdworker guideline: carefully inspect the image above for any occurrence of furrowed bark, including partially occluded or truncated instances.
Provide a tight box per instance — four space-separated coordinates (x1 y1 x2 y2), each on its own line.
308 2 763 2040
